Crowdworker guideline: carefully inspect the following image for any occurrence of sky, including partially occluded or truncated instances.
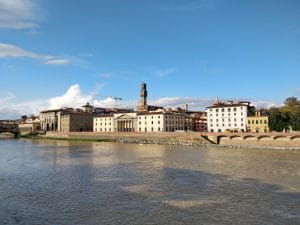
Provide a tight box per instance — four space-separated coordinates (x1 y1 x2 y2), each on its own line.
0 0 299 119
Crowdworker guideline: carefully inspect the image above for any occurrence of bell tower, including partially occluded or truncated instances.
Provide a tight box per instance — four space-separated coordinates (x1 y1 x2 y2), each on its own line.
140 82 147 106
137 82 149 112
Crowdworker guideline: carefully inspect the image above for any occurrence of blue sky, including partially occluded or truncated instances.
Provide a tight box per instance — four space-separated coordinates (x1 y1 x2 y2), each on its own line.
0 0 300 118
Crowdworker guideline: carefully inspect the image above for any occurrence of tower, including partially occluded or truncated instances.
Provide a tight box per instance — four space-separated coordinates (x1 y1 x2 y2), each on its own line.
137 82 149 112
140 82 147 106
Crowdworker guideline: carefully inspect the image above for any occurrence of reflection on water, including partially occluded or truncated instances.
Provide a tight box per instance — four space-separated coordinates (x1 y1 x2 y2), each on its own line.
0 139 299 225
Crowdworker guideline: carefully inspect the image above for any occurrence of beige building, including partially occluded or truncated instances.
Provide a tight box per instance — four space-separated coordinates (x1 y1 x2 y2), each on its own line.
137 111 186 132
60 111 93 132
247 110 269 133
40 104 94 132
18 116 41 135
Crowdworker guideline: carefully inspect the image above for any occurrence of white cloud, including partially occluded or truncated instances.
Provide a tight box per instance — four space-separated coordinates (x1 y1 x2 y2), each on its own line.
44 58 71 66
251 100 281 109
48 84 92 109
150 97 213 109
0 43 46 58
0 43 71 66
154 68 177 77
0 0 38 29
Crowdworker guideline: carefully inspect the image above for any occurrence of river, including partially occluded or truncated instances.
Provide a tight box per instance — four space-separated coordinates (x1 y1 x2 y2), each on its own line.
0 139 299 225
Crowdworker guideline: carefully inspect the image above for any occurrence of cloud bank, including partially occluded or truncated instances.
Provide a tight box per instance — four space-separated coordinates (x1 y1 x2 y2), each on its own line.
0 84 280 119
0 0 38 29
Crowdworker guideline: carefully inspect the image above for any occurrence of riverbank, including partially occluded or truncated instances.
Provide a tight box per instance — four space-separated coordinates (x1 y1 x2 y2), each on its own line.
19 131 300 151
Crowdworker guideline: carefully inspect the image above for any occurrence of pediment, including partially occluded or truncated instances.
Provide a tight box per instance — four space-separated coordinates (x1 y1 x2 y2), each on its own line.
115 114 135 120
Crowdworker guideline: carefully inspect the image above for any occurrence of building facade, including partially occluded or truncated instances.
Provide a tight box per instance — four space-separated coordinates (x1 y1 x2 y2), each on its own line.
18 116 41 135
60 112 93 132
246 110 269 133
206 100 255 132
40 106 93 132
93 111 186 133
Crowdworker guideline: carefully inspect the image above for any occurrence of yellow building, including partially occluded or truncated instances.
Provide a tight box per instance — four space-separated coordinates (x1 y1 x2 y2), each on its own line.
246 110 269 133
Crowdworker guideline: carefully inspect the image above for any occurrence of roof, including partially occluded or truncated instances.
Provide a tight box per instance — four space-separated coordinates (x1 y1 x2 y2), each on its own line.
207 103 252 109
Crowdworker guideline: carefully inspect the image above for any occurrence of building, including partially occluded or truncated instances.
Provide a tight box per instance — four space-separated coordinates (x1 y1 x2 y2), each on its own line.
40 104 94 132
93 83 186 133
94 110 186 133
190 112 207 132
206 99 255 132
18 116 41 135
246 110 269 133
40 109 60 131
137 111 186 132
94 112 137 132
60 110 93 132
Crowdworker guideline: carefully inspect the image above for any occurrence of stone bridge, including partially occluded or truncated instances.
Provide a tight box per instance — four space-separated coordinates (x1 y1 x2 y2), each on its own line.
0 122 19 137
201 132 300 147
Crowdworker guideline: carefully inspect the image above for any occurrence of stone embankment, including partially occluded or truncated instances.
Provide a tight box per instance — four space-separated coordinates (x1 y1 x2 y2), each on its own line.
42 131 300 150
44 131 212 146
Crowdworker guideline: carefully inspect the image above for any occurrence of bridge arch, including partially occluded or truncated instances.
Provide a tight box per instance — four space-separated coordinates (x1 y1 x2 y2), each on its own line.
273 135 289 141
230 135 243 140
257 135 273 141
290 135 300 141
243 135 257 141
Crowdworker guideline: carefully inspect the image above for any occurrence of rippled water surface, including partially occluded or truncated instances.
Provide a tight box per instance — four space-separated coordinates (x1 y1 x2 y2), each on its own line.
0 139 299 225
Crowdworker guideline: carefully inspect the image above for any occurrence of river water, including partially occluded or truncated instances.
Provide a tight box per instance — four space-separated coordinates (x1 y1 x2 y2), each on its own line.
0 139 299 225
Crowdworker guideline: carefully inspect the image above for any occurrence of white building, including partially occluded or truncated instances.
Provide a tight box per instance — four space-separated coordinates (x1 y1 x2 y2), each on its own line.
93 111 186 133
206 100 255 132
94 112 137 132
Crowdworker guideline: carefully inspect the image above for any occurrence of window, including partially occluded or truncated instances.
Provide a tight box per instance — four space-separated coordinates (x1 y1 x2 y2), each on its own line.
228 108 231 112
241 123 243 126
234 108 237 111
241 118 243 121
228 124 231 127
158 127 160 131
158 121 160 124
260 120 262 124
228 113 230 116
139 121 141 125
221 109 225 112
151 121 153 124
234 118 237 122
264 120 267 124
216 109 219 112
256 120 258 124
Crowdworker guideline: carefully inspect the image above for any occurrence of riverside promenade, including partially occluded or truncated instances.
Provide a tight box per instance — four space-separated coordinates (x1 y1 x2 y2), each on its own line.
42 131 300 149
